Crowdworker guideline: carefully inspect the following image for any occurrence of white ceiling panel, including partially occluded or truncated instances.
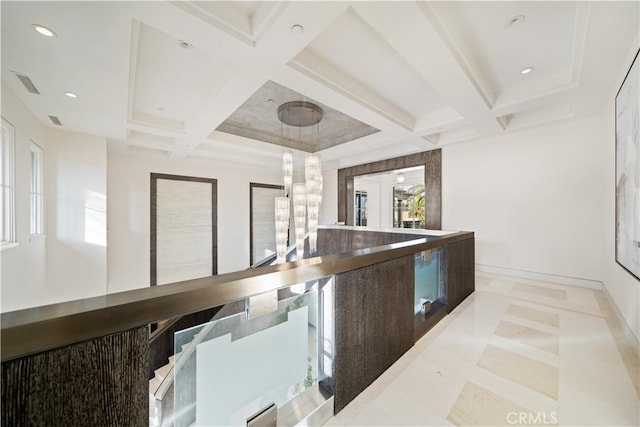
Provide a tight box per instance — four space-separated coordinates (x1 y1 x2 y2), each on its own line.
297 7 448 127
431 1 578 99
130 21 233 130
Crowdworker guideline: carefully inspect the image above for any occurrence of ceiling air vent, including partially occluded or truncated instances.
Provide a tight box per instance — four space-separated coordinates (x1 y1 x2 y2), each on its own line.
15 73 40 94
48 115 62 126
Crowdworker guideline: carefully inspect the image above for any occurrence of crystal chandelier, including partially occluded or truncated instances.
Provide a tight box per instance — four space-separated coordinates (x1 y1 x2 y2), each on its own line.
274 196 290 264
292 183 307 255
275 101 323 262
305 154 322 253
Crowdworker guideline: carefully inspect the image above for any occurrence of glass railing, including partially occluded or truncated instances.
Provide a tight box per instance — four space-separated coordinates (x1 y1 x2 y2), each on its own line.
171 276 335 427
2 227 474 427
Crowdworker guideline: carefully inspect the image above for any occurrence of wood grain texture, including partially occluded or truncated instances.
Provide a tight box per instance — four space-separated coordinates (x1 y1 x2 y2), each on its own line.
447 237 475 312
333 255 415 413
1 326 148 427
316 228 432 256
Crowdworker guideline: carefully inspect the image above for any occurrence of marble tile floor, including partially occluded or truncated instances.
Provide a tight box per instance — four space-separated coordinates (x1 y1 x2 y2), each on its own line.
322 272 639 426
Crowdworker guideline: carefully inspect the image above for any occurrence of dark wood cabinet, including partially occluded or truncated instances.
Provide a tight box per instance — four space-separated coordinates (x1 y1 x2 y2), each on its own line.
447 237 475 312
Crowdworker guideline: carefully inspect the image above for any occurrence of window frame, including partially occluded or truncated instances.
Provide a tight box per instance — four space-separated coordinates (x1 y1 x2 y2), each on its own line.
1 116 17 248
29 140 45 238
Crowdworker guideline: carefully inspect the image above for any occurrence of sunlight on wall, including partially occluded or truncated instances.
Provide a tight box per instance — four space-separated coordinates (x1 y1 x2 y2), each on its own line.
85 191 106 247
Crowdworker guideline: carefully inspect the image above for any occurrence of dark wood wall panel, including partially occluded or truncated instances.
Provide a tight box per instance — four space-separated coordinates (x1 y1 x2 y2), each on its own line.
316 228 428 256
333 255 415 413
447 237 475 312
423 149 442 230
1 326 148 427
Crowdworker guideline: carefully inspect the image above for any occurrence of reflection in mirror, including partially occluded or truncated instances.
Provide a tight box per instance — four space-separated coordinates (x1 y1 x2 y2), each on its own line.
393 183 424 229
353 166 424 228
355 191 367 226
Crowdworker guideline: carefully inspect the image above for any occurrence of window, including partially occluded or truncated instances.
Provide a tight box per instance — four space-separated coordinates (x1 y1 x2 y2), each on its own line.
1 117 16 246
355 190 367 226
30 141 44 236
393 185 425 229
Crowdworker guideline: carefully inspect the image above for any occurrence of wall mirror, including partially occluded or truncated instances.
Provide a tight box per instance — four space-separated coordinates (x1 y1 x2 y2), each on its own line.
353 166 425 229
338 150 441 229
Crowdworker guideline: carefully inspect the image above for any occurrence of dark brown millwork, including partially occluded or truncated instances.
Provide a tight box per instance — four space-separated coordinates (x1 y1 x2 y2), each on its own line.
1 327 148 427
1 227 473 423
338 149 442 229
333 255 415 412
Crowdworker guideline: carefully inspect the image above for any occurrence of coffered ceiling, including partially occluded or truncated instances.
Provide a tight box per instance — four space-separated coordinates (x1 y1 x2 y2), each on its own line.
1 1 638 170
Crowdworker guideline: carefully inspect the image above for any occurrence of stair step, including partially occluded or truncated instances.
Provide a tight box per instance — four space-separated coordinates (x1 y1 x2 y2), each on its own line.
149 377 161 396
154 363 172 382
168 354 175 365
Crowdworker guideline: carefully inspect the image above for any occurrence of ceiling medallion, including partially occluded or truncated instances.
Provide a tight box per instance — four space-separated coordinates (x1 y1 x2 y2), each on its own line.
278 101 323 127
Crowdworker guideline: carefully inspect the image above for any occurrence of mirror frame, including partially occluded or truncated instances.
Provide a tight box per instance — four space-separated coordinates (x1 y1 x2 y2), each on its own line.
338 150 441 229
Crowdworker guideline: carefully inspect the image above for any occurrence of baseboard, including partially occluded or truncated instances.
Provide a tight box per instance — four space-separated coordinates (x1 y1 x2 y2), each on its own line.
601 284 640 357
476 264 603 290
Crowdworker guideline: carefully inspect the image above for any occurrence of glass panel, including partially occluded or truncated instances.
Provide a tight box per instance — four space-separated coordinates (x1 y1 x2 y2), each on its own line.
174 277 334 426
414 248 445 318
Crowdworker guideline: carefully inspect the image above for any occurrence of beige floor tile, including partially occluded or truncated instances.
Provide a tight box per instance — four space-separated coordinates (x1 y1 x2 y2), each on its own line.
322 272 638 427
477 345 559 400
468 363 558 418
446 381 540 426
489 335 559 368
593 290 640 399
506 304 560 328
558 310 639 426
495 320 559 354
513 283 567 301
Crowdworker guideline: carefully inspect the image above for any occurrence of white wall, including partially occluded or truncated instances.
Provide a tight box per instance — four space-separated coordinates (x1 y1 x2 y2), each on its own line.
354 178 381 227
320 169 338 225
0 82 47 312
601 47 640 343
107 148 281 293
0 83 108 312
442 117 606 283
45 128 108 305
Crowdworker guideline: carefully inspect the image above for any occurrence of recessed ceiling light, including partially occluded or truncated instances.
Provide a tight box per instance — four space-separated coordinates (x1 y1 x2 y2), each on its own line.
505 15 525 28
291 24 304 35
64 92 78 98
32 24 56 37
520 67 534 75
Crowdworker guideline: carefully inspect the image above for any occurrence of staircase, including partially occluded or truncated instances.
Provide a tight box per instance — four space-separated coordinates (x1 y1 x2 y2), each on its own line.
148 300 246 426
